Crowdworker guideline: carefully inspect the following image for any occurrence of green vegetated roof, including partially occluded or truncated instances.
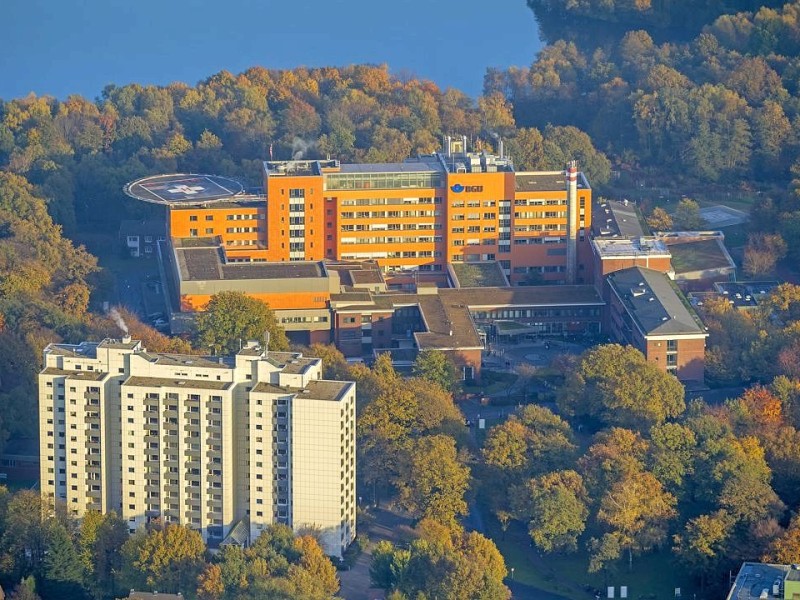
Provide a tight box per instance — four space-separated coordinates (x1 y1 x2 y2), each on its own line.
668 239 732 273
451 262 507 288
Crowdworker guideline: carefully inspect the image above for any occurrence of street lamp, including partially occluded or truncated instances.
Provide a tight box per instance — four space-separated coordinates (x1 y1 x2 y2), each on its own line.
510 567 515 580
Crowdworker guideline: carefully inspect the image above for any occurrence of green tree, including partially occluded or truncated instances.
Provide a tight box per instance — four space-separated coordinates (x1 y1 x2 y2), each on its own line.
673 198 704 230
0 491 48 579
396 435 470 529
412 350 459 393
195 290 289 355
648 422 697 493
8 576 39 600
511 470 589 553
41 522 85 599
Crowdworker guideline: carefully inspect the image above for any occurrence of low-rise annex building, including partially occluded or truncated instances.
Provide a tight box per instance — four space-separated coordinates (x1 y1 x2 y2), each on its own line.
606 266 707 382
39 338 355 557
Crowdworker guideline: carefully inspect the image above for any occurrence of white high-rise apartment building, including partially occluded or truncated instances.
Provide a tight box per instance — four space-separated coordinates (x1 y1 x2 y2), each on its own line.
39 337 356 557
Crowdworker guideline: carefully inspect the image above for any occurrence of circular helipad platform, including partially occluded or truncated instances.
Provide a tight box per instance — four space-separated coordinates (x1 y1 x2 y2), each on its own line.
124 174 244 205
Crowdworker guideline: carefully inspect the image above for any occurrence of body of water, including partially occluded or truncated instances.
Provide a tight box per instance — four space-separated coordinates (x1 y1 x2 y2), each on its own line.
3 0 542 100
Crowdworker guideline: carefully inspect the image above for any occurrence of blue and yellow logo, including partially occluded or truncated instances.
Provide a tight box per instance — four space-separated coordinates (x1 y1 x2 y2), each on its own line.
450 184 465 193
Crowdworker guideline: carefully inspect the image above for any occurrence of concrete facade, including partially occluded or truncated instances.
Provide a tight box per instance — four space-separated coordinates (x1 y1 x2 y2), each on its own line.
39 339 355 557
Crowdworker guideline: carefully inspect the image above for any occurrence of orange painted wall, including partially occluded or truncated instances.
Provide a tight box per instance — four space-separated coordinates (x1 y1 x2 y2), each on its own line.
444 170 506 266
265 173 325 261
166 162 593 283
180 290 330 312
170 206 266 246
323 185 444 271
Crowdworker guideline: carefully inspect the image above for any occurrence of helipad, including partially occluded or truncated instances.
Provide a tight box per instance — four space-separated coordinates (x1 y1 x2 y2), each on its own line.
124 174 245 205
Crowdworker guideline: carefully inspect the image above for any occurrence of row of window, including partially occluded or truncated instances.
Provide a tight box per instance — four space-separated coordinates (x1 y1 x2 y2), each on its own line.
339 196 441 206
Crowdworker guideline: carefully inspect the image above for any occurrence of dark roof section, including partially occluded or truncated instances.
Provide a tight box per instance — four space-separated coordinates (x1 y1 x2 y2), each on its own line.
515 171 589 193
174 245 325 282
125 174 245 205
441 285 603 308
607 267 706 337
339 160 441 173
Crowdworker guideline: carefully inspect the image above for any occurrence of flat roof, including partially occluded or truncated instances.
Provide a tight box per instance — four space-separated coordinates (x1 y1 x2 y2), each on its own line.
45 342 100 359
607 267 706 337
338 159 442 174
667 238 735 274
515 172 574 193
139 352 231 369
450 262 508 288
41 367 107 381
251 379 351 401
124 376 233 391
441 285 603 308
125 174 244 205
593 237 670 258
174 246 325 282
727 563 791 600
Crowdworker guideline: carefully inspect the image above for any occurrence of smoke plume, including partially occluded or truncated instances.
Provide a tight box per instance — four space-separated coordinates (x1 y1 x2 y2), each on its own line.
292 137 316 160
108 308 129 334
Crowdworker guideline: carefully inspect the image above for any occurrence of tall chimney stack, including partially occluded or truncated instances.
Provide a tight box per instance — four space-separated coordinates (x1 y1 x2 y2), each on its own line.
566 161 579 285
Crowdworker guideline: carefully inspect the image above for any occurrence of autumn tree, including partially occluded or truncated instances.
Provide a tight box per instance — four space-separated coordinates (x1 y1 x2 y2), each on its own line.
560 344 685 428
122 523 207 594
591 471 677 571
673 510 734 590
196 564 224 600
763 513 800 564
483 405 576 477
308 343 349 380
743 233 787 277
396 435 470 529
578 427 649 495
646 206 673 231
375 521 510 600
194 290 289 355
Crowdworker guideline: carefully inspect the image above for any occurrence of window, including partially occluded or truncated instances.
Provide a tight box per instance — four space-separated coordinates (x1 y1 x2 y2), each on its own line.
205 215 214 221
189 229 198 237
189 215 198 222
666 339 677 352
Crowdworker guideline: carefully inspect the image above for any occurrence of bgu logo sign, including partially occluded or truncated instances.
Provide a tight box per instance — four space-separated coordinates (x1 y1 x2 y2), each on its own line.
450 184 484 193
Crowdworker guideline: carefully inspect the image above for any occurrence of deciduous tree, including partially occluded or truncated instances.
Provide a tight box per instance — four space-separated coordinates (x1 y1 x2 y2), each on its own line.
195 290 289 355
511 470 589 553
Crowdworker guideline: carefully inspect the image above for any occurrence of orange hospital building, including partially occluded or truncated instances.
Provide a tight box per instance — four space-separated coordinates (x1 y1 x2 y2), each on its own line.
142 139 592 286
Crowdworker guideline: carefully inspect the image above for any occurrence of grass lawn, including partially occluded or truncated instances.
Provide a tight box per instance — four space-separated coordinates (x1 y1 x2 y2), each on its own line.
483 509 702 600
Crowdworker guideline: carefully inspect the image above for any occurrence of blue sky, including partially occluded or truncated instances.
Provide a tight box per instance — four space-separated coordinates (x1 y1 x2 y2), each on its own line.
2 0 542 100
